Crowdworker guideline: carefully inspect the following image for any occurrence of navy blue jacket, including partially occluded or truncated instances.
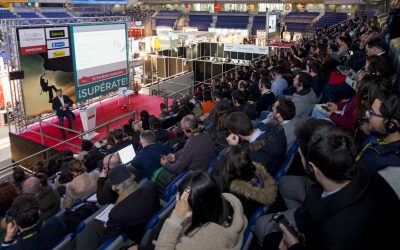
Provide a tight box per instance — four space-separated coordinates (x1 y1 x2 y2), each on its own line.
245 123 287 177
131 143 168 180
358 140 400 172
1 216 67 250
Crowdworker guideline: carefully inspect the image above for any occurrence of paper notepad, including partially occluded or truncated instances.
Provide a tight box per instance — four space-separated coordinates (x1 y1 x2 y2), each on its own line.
95 204 114 223
87 194 97 203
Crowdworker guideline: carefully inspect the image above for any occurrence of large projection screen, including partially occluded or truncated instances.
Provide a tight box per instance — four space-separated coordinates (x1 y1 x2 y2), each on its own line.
71 23 129 101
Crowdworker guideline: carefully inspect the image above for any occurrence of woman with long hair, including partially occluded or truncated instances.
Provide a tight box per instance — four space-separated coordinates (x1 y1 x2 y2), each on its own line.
220 146 277 218
155 171 247 250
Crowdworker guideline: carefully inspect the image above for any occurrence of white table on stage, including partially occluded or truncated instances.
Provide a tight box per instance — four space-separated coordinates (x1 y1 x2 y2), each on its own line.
79 104 98 140
117 87 134 108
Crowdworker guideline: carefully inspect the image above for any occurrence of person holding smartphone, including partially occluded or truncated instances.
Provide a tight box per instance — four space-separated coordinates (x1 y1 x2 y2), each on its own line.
255 119 399 250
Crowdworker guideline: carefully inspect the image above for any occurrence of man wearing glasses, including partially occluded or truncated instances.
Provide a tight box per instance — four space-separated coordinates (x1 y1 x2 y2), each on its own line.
356 92 400 172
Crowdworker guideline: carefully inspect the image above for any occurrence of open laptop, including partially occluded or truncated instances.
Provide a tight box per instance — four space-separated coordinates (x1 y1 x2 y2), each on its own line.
117 144 136 165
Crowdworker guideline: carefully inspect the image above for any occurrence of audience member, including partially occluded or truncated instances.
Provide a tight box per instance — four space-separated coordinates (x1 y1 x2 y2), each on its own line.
99 165 160 244
255 118 399 250
267 99 297 148
61 159 99 208
356 92 400 171
226 112 287 176
270 66 288 97
106 128 133 154
131 130 168 181
287 72 318 118
155 171 247 250
2 195 67 249
97 154 122 205
219 146 277 218
22 176 60 221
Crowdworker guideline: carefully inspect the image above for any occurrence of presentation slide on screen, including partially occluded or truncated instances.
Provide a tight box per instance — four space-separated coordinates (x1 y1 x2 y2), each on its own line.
71 23 129 100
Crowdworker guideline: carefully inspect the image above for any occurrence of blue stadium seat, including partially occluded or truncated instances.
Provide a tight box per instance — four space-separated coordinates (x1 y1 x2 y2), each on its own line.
162 170 188 202
241 206 267 250
75 205 108 250
52 233 76 250
140 198 176 246
97 234 128 250
274 141 299 182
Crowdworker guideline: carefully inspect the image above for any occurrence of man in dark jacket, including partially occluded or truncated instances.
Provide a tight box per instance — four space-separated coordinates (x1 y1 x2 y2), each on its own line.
226 112 287 176
106 128 133 155
22 177 60 221
99 165 160 244
96 154 121 205
255 119 399 250
160 115 215 174
2 195 67 249
356 92 400 171
202 89 230 127
52 89 74 139
132 130 168 181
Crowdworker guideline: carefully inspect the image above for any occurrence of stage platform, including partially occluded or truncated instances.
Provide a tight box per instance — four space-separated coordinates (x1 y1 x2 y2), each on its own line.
10 94 167 163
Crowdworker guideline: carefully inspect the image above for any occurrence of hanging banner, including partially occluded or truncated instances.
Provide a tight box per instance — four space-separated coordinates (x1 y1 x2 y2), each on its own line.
224 43 269 55
17 27 76 117
18 28 47 55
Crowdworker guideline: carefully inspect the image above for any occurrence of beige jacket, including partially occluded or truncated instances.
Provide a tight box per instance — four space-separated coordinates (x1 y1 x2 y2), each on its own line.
61 171 100 208
155 193 247 250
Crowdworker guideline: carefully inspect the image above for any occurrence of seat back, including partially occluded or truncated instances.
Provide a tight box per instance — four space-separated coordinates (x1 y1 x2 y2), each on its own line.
162 170 188 202
52 233 76 250
241 206 267 250
378 166 400 199
76 205 108 250
97 234 128 250
140 198 176 246
274 141 299 182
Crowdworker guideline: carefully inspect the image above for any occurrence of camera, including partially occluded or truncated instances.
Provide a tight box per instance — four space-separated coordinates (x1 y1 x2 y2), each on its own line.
272 213 301 240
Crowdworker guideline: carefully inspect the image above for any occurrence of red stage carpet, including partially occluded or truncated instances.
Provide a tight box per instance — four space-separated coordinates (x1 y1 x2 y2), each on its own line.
18 94 169 152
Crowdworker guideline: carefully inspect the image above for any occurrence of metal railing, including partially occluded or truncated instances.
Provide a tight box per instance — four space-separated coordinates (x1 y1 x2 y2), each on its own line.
0 109 138 181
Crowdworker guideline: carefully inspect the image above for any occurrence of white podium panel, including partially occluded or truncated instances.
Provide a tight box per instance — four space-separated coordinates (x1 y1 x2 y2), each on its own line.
79 104 98 140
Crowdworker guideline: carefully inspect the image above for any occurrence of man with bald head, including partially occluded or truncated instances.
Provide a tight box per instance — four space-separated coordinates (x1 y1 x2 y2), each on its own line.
22 177 60 221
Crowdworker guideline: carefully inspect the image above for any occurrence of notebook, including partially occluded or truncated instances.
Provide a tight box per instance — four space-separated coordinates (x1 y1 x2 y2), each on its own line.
95 204 115 223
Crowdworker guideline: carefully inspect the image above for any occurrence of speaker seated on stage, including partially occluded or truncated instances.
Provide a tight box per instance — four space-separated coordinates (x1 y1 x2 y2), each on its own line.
52 89 75 139
356 92 400 172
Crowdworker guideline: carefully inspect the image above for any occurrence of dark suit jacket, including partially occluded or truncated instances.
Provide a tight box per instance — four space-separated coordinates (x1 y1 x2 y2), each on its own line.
52 95 73 117
99 181 160 244
294 166 399 250
132 143 168 181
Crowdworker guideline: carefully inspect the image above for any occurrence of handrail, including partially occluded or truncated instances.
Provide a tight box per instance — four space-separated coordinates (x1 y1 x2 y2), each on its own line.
0 110 137 178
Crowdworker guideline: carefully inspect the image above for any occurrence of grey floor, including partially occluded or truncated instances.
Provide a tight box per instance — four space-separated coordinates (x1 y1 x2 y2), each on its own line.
0 126 11 169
